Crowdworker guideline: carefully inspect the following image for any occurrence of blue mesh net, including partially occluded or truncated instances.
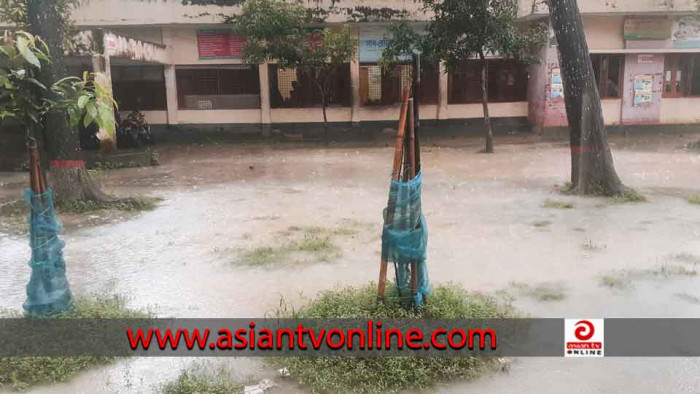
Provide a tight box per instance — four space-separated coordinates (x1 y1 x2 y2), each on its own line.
381 172 430 307
23 188 73 316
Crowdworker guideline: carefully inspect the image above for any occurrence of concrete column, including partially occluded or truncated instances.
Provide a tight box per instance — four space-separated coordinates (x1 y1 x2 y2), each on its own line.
91 54 117 151
350 24 361 125
164 65 178 125
438 61 449 120
259 63 271 134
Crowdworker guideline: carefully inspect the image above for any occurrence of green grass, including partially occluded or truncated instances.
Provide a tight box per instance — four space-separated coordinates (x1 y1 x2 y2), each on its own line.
56 196 162 214
238 226 349 267
675 292 700 305
609 187 646 204
598 259 698 291
542 199 574 209
533 220 552 228
688 195 700 205
581 240 606 252
0 294 149 391
510 282 565 302
685 140 700 150
159 364 243 394
272 282 514 394
598 274 631 290
672 253 700 265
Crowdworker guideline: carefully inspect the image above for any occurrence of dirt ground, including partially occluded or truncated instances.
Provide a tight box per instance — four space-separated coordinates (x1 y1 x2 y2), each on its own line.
1 131 700 393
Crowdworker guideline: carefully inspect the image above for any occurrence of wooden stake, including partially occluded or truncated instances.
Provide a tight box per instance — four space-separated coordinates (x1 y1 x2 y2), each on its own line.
378 89 411 300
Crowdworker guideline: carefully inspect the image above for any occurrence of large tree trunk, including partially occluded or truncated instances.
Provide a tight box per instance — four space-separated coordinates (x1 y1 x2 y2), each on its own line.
549 0 625 196
478 51 494 154
27 0 110 201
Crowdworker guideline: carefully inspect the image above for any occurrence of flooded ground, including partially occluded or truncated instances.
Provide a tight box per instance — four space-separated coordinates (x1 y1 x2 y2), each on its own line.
1 131 699 393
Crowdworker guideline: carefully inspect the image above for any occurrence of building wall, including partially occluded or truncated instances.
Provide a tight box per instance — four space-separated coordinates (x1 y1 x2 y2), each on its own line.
519 0 697 18
73 3 700 129
660 98 700 124
583 16 625 51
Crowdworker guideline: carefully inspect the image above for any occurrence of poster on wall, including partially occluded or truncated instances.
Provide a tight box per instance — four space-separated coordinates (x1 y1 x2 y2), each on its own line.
633 74 653 106
359 24 424 63
197 29 246 59
672 16 700 48
359 25 395 63
550 68 564 99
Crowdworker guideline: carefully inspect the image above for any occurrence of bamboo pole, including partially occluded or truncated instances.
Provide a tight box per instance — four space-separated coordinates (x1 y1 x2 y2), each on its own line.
378 88 411 300
407 99 418 300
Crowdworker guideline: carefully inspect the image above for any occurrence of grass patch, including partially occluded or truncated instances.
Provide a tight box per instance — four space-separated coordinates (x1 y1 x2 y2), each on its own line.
272 282 514 393
56 196 162 214
159 363 243 394
688 195 700 205
543 199 574 209
675 292 700 305
0 294 149 391
684 140 700 150
238 226 352 267
672 253 700 265
557 182 574 194
510 282 565 302
609 187 646 204
241 246 289 266
599 259 698 291
533 220 552 228
240 233 342 266
581 240 606 252
649 263 697 277
598 274 632 290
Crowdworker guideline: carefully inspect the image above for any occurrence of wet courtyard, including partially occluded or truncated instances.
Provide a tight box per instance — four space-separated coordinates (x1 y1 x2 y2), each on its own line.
1 132 700 393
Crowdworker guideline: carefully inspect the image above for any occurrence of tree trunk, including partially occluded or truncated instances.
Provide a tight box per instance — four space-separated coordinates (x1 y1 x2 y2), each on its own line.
549 0 625 196
27 0 110 201
321 93 329 145
478 51 494 154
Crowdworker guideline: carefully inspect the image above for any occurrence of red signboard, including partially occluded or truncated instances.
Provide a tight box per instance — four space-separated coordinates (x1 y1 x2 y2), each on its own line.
197 29 245 59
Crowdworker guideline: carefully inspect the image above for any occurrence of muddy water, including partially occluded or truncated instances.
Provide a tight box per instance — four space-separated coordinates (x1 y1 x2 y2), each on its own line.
1 134 700 393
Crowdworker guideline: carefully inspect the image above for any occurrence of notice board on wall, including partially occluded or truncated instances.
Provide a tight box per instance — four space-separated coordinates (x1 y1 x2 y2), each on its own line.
633 74 653 106
197 29 245 59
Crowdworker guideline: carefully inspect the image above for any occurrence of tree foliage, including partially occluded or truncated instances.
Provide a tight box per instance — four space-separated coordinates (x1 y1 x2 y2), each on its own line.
0 30 115 139
229 0 356 134
381 0 545 153
0 0 78 34
422 0 545 69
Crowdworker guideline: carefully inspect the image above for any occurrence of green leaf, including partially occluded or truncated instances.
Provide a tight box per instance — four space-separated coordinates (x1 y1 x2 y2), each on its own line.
0 45 16 59
86 102 98 119
96 106 114 129
25 78 46 90
16 35 40 69
83 112 94 128
77 95 89 109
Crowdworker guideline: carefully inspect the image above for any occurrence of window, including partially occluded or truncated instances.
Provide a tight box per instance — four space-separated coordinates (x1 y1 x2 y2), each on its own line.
591 55 623 99
664 54 700 98
487 60 528 102
176 66 260 110
269 64 351 108
112 66 167 111
448 59 528 104
359 64 438 106
690 55 700 96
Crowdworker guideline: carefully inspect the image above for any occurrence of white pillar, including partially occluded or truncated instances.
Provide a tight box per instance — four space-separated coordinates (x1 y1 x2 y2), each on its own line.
438 61 449 120
259 63 271 128
164 65 178 125
350 24 361 125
